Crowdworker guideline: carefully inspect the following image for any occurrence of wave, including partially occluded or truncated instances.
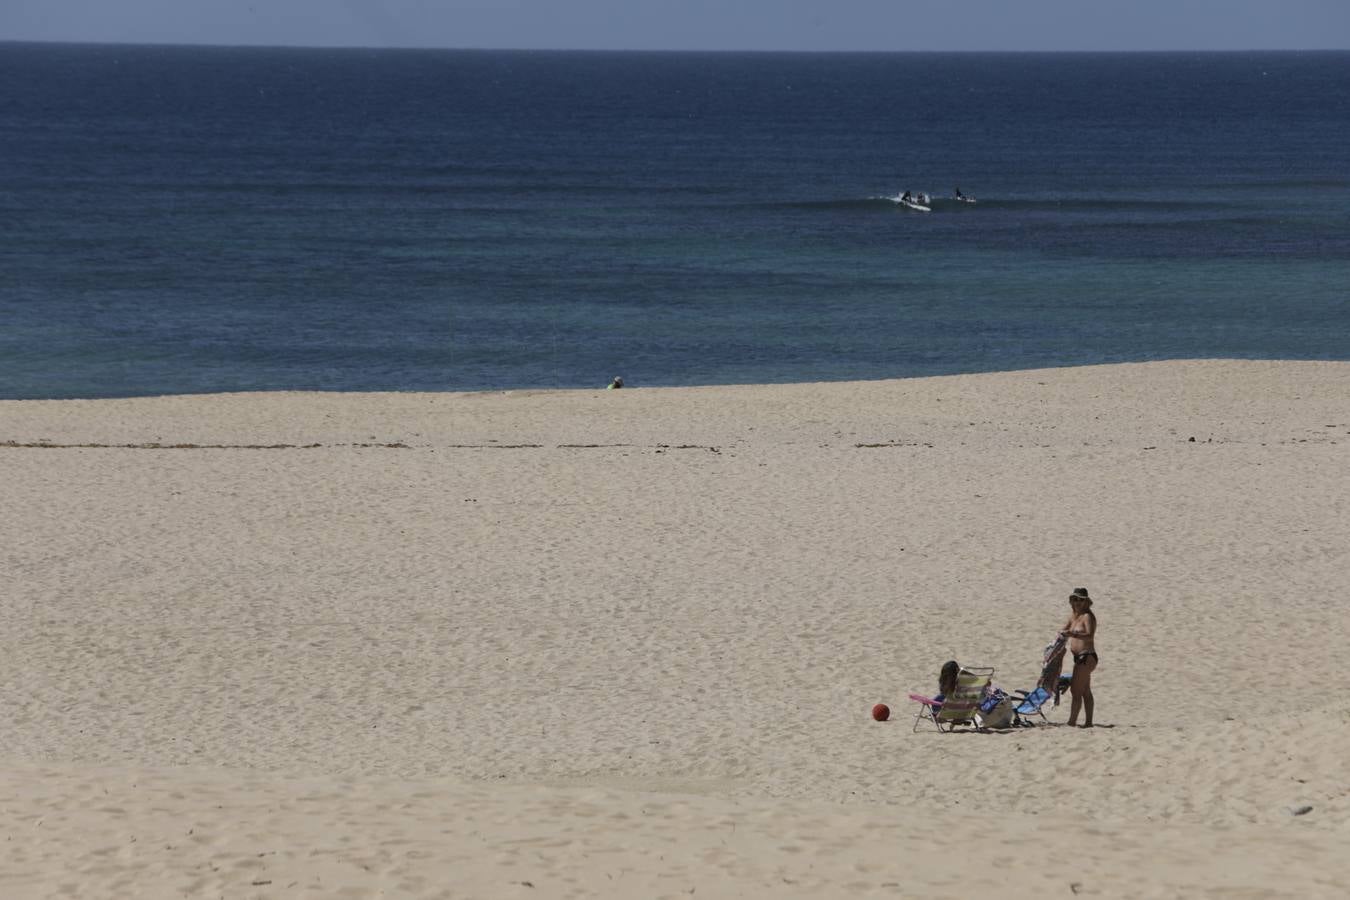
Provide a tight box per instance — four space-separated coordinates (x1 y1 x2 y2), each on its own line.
760 197 905 212
953 198 1236 212
1195 178 1350 191
740 196 1241 214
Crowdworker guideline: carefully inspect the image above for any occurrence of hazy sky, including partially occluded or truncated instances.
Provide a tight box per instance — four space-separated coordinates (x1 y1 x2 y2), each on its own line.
3 0 1348 52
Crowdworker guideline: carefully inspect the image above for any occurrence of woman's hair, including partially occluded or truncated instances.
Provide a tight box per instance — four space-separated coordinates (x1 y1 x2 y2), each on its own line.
939 660 960 696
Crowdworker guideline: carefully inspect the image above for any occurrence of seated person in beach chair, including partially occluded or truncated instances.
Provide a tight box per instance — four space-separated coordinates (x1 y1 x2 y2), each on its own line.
910 662 993 732
909 660 959 729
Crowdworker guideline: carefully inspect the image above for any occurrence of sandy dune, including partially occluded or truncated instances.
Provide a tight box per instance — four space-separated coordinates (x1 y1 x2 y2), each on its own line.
3 360 1348 897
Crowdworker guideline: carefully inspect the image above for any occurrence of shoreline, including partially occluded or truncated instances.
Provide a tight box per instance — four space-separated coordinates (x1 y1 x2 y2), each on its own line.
6 356 1350 404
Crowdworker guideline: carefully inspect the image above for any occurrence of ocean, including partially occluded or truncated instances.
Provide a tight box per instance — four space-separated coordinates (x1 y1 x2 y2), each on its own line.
2 43 1348 399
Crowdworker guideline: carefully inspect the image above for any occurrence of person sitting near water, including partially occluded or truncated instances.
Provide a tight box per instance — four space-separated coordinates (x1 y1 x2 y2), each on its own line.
931 660 960 712
606 375 624 389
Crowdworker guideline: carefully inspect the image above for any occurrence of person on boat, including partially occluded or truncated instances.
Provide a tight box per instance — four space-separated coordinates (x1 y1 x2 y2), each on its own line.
900 190 913 203
955 186 967 200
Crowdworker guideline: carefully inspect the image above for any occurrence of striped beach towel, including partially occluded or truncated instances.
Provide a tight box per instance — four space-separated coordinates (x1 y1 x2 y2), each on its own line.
1038 633 1067 695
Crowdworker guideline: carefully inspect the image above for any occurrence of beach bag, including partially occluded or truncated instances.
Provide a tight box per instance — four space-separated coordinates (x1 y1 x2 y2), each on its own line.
978 687 1015 729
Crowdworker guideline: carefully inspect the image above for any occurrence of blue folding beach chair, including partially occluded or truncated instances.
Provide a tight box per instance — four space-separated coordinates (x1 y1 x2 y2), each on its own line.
1009 685 1053 726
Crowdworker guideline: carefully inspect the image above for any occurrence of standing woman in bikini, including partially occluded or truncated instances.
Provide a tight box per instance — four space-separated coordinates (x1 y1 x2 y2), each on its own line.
1061 587 1098 727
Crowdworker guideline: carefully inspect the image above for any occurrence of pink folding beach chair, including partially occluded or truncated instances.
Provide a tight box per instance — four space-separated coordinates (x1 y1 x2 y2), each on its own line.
909 666 994 732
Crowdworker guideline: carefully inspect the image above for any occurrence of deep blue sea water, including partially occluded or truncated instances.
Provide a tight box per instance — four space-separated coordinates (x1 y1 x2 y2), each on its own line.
2 44 1348 398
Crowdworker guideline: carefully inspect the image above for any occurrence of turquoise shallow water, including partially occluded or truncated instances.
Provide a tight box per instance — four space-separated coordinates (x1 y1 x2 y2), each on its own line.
2 45 1348 398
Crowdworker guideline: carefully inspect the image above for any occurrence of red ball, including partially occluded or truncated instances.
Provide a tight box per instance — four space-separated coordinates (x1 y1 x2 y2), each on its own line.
871 703 890 721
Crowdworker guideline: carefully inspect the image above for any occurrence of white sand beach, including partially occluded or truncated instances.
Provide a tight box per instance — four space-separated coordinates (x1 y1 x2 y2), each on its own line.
3 359 1349 898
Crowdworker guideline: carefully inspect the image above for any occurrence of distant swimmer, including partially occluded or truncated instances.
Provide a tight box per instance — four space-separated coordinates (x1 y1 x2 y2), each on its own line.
607 375 624 390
